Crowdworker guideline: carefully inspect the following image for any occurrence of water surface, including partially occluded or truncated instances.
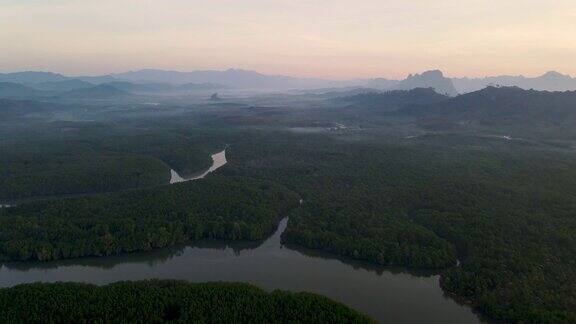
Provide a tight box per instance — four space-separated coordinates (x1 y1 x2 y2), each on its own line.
170 150 227 184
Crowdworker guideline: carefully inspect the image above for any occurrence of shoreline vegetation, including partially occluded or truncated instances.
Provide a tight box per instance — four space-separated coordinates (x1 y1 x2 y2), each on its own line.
0 280 374 323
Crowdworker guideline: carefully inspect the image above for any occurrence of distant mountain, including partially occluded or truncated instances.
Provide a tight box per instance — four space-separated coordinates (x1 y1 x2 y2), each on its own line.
4 69 576 95
339 87 449 111
302 86 376 96
363 78 400 90
452 71 576 93
178 82 230 91
391 70 458 96
59 84 132 99
33 79 94 92
317 78 399 90
2 69 395 91
0 99 63 119
402 86 576 125
109 69 329 90
0 82 47 98
76 75 120 84
98 81 229 94
101 81 175 94
0 71 68 84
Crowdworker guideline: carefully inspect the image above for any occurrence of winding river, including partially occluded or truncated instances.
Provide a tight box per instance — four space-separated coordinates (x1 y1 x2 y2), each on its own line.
0 148 484 323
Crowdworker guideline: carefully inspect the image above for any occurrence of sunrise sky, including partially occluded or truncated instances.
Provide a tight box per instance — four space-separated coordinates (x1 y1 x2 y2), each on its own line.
1 0 575 79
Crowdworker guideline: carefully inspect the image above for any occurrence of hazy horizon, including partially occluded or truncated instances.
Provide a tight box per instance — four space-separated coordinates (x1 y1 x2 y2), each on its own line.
1 0 575 79
0 67 573 82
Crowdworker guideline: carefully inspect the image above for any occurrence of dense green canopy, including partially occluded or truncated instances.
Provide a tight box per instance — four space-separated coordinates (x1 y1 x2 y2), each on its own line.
0 176 298 261
2 86 576 323
0 280 373 323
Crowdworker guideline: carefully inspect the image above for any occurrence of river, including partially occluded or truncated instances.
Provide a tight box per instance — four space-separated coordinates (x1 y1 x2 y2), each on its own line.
170 150 227 184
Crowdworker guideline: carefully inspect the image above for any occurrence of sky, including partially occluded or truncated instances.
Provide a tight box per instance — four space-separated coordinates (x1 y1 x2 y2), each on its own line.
0 0 575 79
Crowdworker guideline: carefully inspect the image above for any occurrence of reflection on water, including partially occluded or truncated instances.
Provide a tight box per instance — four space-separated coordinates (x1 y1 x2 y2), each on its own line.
0 218 483 324
170 150 227 184
283 242 440 278
2 240 262 272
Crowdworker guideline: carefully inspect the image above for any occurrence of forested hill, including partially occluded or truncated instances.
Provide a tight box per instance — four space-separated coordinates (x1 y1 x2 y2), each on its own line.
338 88 449 111
390 70 458 96
0 99 57 120
0 82 47 99
0 280 374 323
59 84 133 99
402 86 576 124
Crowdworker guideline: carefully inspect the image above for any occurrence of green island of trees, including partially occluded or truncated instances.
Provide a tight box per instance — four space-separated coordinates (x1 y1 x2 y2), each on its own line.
0 176 298 261
0 280 373 323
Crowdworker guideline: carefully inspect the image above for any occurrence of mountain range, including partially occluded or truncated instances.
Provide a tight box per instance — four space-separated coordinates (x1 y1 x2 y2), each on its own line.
1 69 575 97
0 71 68 84
402 86 576 126
452 71 576 93
336 85 576 137
57 84 133 99
107 69 331 90
0 82 47 98
339 87 449 111
389 70 457 96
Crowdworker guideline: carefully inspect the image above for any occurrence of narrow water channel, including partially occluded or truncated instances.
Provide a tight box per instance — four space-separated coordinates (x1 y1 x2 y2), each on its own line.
170 150 227 184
